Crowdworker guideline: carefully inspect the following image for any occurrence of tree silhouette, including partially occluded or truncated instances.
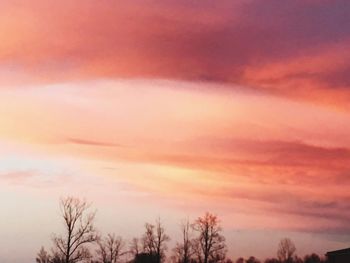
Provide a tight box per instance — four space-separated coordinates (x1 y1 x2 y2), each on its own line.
133 253 158 263
264 258 279 263
52 197 98 263
173 219 195 263
246 256 261 263
96 233 125 263
304 254 322 263
35 198 329 263
130 238 142 257
50 252 65 263
277 238 296 263
142 218 170 263
36 247 51 263
192 212 226 263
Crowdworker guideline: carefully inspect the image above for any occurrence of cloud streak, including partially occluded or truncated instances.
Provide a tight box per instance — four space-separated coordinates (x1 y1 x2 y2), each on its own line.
66 137 123 148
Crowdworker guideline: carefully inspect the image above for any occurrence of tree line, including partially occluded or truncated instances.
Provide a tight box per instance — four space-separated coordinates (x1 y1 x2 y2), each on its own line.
36 197 328 263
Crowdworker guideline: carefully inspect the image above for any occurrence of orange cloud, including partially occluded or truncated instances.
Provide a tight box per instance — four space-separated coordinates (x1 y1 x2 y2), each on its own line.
1 80 350 236
242 40 350 107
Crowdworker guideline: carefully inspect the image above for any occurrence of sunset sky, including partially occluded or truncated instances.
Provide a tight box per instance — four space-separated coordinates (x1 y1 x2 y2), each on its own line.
1 1 350 262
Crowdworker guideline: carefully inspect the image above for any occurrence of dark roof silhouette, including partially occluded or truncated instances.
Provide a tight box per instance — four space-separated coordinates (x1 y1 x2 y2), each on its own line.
326 248 350 255
326 248 350 263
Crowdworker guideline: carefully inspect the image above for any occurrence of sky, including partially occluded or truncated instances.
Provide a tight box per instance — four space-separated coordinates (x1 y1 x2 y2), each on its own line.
0 1 350 262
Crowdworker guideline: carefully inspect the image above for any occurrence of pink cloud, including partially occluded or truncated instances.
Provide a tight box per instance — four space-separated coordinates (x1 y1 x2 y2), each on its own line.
0 0 349 108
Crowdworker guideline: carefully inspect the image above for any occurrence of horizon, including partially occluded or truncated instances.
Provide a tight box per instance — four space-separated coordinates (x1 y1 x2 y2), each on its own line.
1 1 350 263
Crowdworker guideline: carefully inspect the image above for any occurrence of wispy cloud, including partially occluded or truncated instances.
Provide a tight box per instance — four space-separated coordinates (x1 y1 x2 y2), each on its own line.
0 171 35 184
66 137 123 148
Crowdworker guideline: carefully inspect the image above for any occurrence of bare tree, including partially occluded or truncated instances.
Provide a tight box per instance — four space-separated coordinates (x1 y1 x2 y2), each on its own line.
192 212 226 263
36 247 51 263
50 251 65 263
96 234 125 263
52 197 98 263
293 256 303 263
246 256 261 263
143 223 156 255
304 253 322 263
155 219 170 263
277 238 296 263
173 220 194 263
264 258 279 263
130 238 142 257
142 218 170 263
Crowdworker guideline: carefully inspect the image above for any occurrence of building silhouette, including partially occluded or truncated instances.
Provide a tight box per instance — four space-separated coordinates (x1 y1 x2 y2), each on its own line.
326 248 350 263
